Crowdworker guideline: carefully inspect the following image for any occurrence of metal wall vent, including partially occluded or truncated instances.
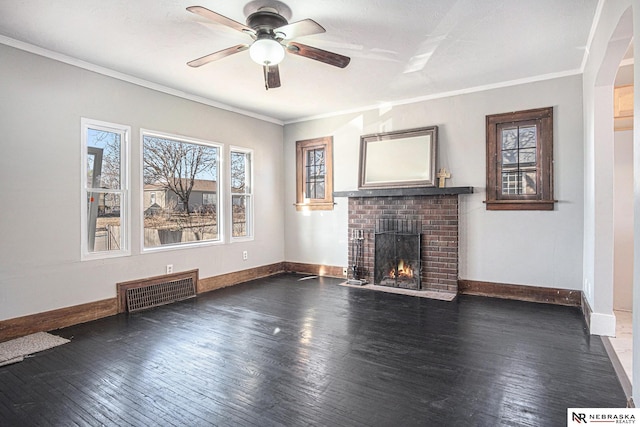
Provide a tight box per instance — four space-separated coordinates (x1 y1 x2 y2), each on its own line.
126 277 196 313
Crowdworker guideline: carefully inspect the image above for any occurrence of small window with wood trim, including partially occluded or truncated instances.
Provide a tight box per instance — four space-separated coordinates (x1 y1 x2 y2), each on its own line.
485 107 554 210
295 136 334 211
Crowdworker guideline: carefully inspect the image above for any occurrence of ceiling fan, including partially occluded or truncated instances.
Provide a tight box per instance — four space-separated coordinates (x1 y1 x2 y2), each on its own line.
186 5 351 90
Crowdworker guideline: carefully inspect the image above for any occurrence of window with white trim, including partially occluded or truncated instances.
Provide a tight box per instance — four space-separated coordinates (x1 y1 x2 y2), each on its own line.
142 131 221 249
230 148 253 239
81 119 130 259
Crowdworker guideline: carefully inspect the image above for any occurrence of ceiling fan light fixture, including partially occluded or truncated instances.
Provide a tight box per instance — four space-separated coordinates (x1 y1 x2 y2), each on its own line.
249 38 285 66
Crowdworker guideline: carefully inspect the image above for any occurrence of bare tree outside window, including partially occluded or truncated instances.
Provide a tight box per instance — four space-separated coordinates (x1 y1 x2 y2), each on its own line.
485 107 554 210
295 136 334 211
142 134 220 248
82 119 130 259
86 129 122 251
230 150 252 238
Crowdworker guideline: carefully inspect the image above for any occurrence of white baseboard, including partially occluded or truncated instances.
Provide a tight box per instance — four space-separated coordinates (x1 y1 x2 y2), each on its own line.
590 312 617 336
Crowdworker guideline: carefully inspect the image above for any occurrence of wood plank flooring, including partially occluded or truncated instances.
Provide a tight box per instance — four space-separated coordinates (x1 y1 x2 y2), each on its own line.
0 273 626 426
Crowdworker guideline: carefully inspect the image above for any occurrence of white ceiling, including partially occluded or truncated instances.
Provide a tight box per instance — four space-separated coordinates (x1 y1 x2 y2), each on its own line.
0 0 600 124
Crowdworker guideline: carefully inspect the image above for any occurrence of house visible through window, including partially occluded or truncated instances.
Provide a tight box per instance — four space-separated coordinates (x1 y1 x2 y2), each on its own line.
500 123 537 195
485 107 554 210
295 136 334 211
81 118 130 259
230 148 253 239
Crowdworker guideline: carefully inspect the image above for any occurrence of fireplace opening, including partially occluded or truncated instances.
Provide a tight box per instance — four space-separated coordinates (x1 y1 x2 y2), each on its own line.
374 219 421 290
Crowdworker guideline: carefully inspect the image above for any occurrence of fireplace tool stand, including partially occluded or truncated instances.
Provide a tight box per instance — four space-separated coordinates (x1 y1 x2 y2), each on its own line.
347 229 366 285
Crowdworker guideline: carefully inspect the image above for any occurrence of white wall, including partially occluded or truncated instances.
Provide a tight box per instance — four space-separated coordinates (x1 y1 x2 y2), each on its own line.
284 75 585 290
582 1 634 336
0 44 285 321
614 130 634 311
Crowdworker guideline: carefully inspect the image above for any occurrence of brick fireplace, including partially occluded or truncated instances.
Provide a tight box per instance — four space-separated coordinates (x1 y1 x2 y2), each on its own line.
335 187 473 293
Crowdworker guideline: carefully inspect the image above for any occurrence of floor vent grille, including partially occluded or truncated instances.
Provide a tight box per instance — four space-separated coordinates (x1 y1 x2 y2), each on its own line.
117 270 198 313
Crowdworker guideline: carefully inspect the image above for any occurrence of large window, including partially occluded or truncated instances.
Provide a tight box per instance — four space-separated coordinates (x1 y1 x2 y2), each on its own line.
230 148 253 239
81 119 130 259
295 136 334 211
485 107 554 210
142 131 221 249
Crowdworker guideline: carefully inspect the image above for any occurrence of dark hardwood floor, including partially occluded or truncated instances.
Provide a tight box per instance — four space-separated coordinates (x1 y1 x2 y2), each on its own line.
0 273 625 426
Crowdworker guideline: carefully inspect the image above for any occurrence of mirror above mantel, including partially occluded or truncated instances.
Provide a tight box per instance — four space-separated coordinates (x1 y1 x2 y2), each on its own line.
358 126 438 189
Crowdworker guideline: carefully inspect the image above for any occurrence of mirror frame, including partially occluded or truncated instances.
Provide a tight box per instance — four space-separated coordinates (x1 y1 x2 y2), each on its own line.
358 126 438 189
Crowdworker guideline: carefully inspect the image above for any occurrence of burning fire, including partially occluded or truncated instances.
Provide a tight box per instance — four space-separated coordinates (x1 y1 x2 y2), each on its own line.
389 260 414 279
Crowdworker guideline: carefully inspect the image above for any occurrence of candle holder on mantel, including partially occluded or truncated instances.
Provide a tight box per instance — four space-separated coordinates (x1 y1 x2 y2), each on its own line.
347 229 367 285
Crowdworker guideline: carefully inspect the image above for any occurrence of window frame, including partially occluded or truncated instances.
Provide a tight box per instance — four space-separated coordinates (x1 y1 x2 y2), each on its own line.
485 107 554 211
140 129 223 252
295 136 334 211
81 118 131 260
229 146 254 242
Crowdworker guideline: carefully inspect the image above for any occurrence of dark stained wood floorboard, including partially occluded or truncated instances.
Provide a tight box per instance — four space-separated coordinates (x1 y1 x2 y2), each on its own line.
0 273 626 426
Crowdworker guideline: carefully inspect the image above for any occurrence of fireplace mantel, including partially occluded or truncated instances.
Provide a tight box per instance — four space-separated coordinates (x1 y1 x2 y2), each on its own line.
334 186 473 198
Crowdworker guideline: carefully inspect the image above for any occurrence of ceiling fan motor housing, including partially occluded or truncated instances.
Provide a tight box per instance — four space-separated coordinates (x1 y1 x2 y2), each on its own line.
246 9 288 38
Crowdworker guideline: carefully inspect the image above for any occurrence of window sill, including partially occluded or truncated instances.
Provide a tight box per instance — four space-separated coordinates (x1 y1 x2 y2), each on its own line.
294 202 335 212
484 200 556 211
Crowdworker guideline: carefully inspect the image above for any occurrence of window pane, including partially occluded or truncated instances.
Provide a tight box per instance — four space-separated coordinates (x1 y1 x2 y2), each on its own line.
304 147 326 200
232 195 248 237
306 181 315 199
501 171 537 195
502 149 518 165
501 172 519 195
231 150 252 239
519 148 536 164
315 149 325 168
523 171 537 194
307 164 318 179
143 135 219 248
87 191 122 253
231 151 246 193
87 128 121 189
519 126 537 148
501 128 518 150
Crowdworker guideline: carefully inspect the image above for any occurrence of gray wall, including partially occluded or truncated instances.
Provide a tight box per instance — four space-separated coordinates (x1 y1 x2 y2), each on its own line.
283 75 585 290
0 44 285 320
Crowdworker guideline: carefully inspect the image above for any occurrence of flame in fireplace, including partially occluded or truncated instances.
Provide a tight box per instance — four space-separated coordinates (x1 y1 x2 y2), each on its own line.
389 260 414 279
